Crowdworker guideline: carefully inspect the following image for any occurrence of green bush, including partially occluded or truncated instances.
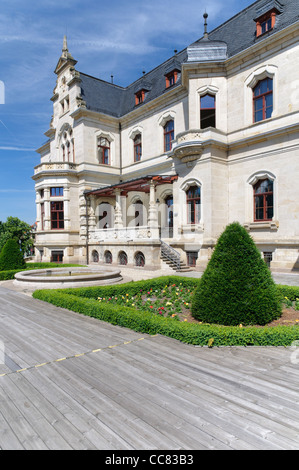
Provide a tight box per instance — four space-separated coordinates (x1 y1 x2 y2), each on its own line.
0 239 26 271
191 222 282 326
32 276 299 347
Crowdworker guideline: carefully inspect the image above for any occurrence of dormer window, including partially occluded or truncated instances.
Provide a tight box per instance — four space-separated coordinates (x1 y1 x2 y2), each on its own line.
255 8 278 37
165 70 178 88
135 90 146 106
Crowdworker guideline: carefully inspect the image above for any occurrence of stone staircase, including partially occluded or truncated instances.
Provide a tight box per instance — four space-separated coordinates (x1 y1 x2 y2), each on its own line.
160 240 193 272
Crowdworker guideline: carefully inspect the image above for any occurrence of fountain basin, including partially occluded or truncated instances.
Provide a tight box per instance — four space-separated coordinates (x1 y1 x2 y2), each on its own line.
13 266 123 290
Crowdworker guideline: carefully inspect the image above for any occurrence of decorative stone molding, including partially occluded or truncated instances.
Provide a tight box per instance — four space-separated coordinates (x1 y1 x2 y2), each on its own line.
173 130 204 162
244 221 279 231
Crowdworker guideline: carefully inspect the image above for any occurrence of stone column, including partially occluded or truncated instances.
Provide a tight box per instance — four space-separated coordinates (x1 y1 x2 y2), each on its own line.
147 180 159 239
114 188 123 229
44 188 51 230
64 187 70 230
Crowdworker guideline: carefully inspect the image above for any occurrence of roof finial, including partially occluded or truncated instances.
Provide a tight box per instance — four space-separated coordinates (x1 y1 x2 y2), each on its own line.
203 12 209 39
62 35 68 55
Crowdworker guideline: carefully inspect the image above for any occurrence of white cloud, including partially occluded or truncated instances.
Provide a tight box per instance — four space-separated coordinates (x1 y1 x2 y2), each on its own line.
0 146 36 151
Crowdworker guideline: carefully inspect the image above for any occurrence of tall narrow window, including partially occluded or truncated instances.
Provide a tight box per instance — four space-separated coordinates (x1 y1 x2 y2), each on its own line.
40 203 45 231
253 179 273 221
51 201 64 229
165 195 173 237
200 94 216 128
253 78 273 122
186 186 201 224
164 120 174 152
134 200 143 227
98 137 110 165
134 134 142 162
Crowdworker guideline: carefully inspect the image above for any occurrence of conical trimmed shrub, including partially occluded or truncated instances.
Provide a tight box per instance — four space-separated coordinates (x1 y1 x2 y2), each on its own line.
191 222 282 326
0 238 26 271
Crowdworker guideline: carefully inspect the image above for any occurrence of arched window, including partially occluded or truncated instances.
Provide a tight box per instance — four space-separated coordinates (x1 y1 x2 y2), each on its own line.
164 120 174 152
135 251 145 267
97 202 113 229
60 126 75 162
134 200 143 227
104 250 113 264
253 78 273 122
118 251 128 266
186 186 201 224
134 134 142 162
253 179 273 221
200 94 215 128
98 137 110 165
165 195 173 237
92 250 99 263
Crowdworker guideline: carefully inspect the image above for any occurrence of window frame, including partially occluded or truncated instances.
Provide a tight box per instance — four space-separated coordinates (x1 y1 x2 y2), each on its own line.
163 119 174 152
200 93 216 129
165 70 178 88
255 9 277 38
135 90 145 106
253 77 273 123
253 178 274 222
50 201 64 230
98 137 110 165
134 134 142 162
186 185 201 225
50 187 64 197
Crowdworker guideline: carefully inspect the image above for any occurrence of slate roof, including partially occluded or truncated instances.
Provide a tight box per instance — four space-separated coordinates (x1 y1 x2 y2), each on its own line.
78 0 299 118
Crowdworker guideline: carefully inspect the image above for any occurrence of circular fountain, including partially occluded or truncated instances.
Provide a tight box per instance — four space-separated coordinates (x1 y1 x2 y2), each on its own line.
13 266 123 290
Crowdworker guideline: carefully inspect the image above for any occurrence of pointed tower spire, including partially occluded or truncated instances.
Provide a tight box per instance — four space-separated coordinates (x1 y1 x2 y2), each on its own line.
54 35 77 75
62 35 68 56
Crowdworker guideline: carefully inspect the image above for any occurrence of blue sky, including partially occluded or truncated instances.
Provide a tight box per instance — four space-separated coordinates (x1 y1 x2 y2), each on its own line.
0 0 254 225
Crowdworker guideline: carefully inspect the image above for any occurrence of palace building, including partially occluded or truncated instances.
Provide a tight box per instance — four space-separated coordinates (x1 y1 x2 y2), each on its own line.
33 0 299 272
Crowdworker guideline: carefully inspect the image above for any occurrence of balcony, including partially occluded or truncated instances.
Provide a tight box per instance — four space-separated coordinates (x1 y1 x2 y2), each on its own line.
172 128 228 163
33 162 77 178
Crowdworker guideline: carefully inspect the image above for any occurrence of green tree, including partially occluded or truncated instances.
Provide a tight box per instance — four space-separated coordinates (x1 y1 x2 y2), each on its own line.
0 238 26 271
191 222 282 326
0 217 34 255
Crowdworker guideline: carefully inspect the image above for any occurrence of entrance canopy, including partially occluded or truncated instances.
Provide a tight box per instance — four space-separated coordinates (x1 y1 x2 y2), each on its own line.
84 175 178 198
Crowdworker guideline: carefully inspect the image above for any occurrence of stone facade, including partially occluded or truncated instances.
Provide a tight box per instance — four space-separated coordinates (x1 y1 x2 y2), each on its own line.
33 1 299 272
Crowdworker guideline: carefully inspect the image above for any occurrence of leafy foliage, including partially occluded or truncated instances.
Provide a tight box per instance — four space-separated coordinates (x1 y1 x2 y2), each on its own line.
191 222 282 326
0 238 26 271
0 217 34 255
32 276 299 347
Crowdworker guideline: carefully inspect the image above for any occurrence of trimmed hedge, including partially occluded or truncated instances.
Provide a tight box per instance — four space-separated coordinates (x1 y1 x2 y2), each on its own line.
0 239 26 271
32 276 299 347
191 223 282 326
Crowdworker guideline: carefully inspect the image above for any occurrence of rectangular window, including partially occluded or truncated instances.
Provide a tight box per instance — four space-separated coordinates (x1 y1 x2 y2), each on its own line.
253 78 273 123
164 120 174 152
134 134 142 162
200 94 216 128
253 179 273 221
187 251 198 267
51 251 64 263
135 90 145 106
50 187 64 197
186 186 201 224
98 137 110 165
263 251 273 268
165 70 178 88
51 201 64 229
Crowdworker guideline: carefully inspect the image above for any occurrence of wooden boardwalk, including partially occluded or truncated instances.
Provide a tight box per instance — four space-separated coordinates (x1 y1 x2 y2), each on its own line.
0 285 299 450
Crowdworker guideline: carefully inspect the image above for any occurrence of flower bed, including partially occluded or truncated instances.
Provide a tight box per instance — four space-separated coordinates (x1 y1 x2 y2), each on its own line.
97 282 193 321
32 276 299 347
